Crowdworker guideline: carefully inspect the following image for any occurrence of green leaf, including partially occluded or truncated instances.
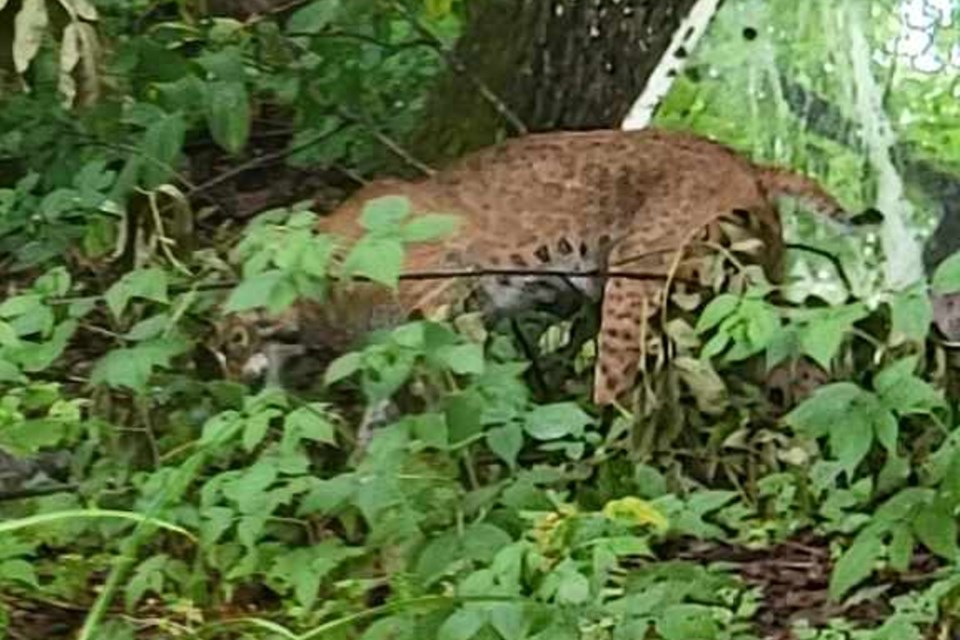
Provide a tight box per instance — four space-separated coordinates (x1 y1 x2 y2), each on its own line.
91 338 187 391
462 523 512 563
524 403 592 441
225 270 285 312
342 237 405 288
555 569 590 605
785 382 863 439
324 351 362 385
798 304 867 369
874 356 944 416
695 294 739 334
829 532 883 601
140 114 186 189
0 359 24 383
486 423 523 468
286 0 341 35
242 412 271 452
932 252 960 294
890 286 932 343
0 558 39 588
912 498 959 561
829 399 875 479
437 608 485 640
873 409 899 452
284 406 335 445
124 313 170 341
888 523 914 572
445 391 484 444
205 81 250 154
0 320 21 347
401 214 461 243
359 196 411 232
0 294 43 319
656 604 720 640
489 603 527 640
435 343 485 375
104 268 169 319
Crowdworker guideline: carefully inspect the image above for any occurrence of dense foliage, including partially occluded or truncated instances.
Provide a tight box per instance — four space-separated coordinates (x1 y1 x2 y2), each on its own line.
1 1 960 639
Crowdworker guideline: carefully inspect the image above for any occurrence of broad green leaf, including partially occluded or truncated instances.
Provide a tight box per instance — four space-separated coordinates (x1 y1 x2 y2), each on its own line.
798 304 867 369
873 408 899 452
242 412 271 452
887 523 914 572
656 604 720 640
555 569 590 605
196 46 246 83
91 338 187 391
0 359 24 383
932 252 960 294
829 532 883 601
140 114 187 189
342 237 405 288
524 402 592 441
401 214 461 243
889 286 932 343
225 270 285 312
0 294 43 318
874 488 934 526
785 382 863 439
124 313 170 341
0 321 21 347
829 401 874 479
461 523 512 563
486 422 523 468
445 391 484 444
437 608 485 640
125 554 167 610
286 0 341 35
875 357 944 416
912 498 959 561
284 406 335 445
416 532 460 584
104 268 169 318
695 294 739 334
489 602 527 640
0 559 39 588
324 352 362 385
435 343 485 375
205 81 250 154
359 196 411 232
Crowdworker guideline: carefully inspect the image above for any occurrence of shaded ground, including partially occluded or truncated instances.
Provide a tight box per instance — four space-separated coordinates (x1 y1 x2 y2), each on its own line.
2 532 944 639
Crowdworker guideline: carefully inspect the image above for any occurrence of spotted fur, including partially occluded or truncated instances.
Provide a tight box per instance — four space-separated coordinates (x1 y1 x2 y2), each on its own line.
218 128 845 405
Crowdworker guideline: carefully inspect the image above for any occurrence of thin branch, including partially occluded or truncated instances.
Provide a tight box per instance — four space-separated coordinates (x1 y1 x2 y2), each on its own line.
390 1 528 136
0 483 78 502
185 120 352 198
46 266 678 306
335 105 436 177
285 29 434 53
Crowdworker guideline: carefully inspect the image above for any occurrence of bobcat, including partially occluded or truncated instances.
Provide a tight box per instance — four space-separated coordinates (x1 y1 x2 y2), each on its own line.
214 128 845 405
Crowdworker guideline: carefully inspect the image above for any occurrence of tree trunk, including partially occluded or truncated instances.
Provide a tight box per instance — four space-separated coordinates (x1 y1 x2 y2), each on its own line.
409 0 699 166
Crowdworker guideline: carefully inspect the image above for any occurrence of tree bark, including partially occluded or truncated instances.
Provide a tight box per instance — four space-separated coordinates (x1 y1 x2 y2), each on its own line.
408 0 699 166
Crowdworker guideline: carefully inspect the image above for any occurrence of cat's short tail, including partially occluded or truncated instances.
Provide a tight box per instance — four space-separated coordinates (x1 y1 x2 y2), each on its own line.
756 166 846 219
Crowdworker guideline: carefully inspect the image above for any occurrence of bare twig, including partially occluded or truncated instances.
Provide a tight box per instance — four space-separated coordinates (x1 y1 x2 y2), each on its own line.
335 105 436 177
185 120 352 198
390 1 528 136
